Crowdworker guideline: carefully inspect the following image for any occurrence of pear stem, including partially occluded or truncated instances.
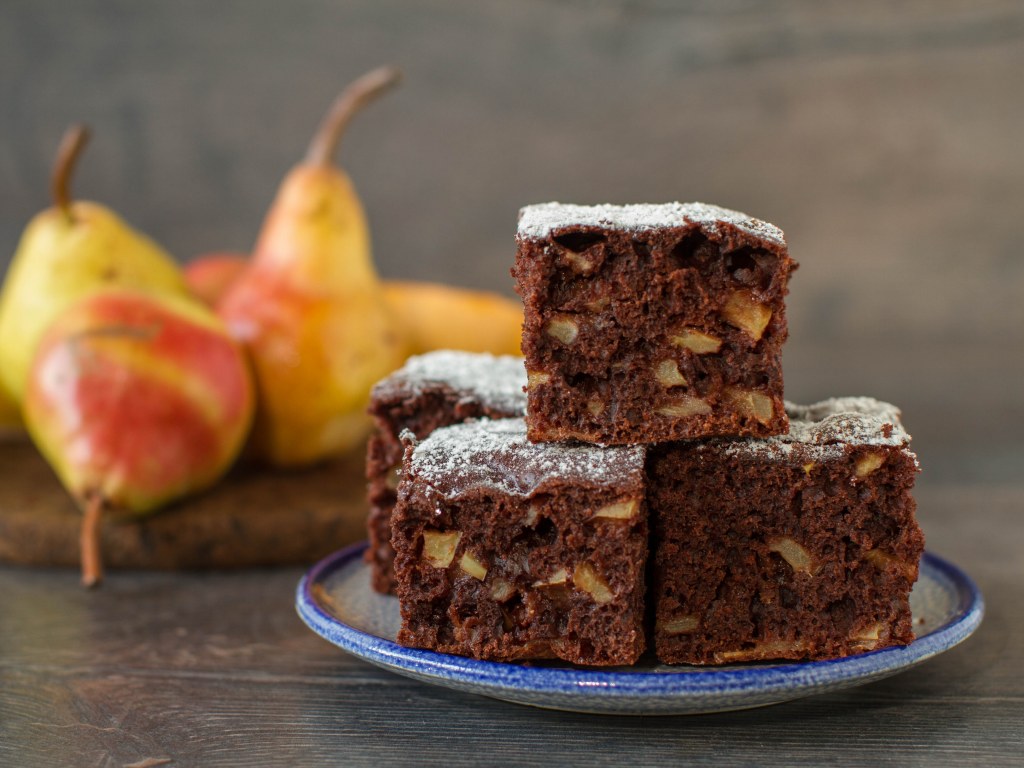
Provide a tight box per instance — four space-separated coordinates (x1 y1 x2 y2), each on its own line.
304 66 402 167
51 124 91 222
80 493 105 588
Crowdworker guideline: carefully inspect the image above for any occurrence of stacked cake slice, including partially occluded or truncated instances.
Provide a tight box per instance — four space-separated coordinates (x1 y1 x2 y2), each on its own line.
648 398 922 664
365 351 527 594
392 418 648 665
513 202 796 443
367 202 923 667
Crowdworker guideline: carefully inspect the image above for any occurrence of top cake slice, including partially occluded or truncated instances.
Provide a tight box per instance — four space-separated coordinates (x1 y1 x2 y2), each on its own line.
513 202 797 445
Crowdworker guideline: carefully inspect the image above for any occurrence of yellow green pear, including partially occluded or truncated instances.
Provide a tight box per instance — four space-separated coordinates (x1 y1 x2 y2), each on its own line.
0 125 188 401
218 67 406 466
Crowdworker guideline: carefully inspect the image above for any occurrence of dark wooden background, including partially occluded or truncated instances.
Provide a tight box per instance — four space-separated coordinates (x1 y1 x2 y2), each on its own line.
1 2 1021 765
2 0 1022 485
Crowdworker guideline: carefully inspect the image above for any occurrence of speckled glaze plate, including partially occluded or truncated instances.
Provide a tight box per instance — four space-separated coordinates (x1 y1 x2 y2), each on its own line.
295 542 983 715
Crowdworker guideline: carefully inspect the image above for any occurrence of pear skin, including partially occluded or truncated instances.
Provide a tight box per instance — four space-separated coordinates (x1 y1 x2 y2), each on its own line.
221 269 400 464
23 289 255 586
384 281 523 357
188 247 524 359
184 252 248 307
0 126 188 402
219 67 406 467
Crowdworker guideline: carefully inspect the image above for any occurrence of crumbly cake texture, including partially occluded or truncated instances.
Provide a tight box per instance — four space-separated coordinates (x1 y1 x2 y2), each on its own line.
513 201 797 445
648 397 924 665
365 352 527 594
392 418 649 666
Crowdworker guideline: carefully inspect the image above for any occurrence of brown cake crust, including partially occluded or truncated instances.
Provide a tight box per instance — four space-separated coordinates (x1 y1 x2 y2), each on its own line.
648 398 924 664
366 352 526 594
392 418 648 666
513 202 797 445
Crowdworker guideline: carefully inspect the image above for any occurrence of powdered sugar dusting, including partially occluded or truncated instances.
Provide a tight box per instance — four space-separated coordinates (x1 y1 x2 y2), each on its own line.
372 351 527 415
408 418 646 499
516 202 785 247
721 397 911 462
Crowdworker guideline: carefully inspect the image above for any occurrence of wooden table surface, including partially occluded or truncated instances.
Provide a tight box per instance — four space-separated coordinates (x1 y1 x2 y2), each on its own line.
0 483 1020 767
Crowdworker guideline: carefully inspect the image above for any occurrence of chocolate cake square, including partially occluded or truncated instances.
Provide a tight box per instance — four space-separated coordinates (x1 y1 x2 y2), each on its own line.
513 202 797 445
366 352 527 594
392 418 648 666
648 398 924 665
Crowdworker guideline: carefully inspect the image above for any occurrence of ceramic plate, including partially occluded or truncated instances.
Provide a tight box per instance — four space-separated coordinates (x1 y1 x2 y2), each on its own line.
296 543 983 715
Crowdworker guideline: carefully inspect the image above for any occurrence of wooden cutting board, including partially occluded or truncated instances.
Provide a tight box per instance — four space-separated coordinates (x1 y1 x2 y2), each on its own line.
0 435 369 570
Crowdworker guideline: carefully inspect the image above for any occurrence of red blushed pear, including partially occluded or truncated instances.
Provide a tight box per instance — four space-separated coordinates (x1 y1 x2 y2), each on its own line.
218 67 406 467
23 290 255 587
186 249 525 357
184 252 248 308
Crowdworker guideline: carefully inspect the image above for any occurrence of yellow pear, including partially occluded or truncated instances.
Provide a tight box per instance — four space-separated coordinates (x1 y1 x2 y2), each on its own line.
218 67 406 466
183 251 523 360
0 125 188 401
383 280 522 357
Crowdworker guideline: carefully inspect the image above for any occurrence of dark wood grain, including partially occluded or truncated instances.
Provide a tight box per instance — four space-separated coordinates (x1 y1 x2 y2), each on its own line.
0 438 368 569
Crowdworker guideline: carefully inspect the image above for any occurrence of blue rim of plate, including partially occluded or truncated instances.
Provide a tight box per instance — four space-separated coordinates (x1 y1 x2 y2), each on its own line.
296 542 983 702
